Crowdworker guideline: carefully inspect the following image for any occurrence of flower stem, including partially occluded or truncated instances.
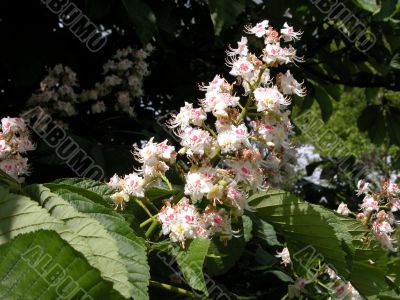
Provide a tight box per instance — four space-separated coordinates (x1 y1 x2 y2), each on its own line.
135 199 153 218
160 174 173 191
140 215 158 228
145 220 159 238
149 280 203 299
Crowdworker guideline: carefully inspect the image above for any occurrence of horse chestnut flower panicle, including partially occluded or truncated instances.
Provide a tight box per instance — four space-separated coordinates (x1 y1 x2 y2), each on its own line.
0 117 35 182
107 20 306 246
338 179 399 252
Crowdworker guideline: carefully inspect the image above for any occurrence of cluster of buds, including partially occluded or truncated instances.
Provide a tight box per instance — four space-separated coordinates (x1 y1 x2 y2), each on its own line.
337 180 399 252
108 20 305 246
81 45 153 116
27 64 79 118
0 117 35 181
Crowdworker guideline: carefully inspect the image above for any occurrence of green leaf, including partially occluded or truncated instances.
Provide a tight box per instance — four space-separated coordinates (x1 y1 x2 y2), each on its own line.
44 185 150 300
390 52 400 70
250 215 281 246
314 85 333 122
172 239 211 295
353 0 380 13
265 270 294 283
208 0 245 35
24 184 149 299
249 190 351 276
357 105 386 145
121 0 157 44
205 235 245 276
0 230 124 300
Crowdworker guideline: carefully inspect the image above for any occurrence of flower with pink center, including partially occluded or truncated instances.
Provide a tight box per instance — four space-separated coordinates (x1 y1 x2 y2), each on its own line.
360 195 378 213
169 102 206 129
228 57 255 80
179 127 215 157
122 172 145 198
217 124 251 153
254 86 290 112
387 182 400 194
280 22 303 42
184 168 215 202
245 20 269 37
262 43 286 65
390 198 400 212
1 117 26 135
0 140 11 159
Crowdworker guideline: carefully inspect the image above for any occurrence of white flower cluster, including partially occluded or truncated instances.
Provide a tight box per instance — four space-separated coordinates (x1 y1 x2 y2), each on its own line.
27 45 153 120
337 180 399 252
108 20 305 246
0 117 35 181
27 64 79 117
158 197 232 247
81 44 154 116
107 138 176 209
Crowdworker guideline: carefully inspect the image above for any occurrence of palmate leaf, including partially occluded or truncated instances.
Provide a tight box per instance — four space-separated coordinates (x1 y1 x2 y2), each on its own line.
0 180 151 299
249 189 397 298
24 184 136 298
0 230 123 300
43 184 150 300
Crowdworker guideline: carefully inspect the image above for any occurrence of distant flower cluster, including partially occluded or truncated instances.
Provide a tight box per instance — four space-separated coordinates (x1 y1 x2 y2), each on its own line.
27 45 153 120
337 179 399 252
0 117 35 181
107 20 305 247
81 45 153 116
27 64 79 117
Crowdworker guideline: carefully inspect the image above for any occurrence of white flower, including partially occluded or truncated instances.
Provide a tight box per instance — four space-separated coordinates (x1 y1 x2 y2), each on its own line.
111 192 130 210
387 182 400 194
275 247 291 266
245 20 269 37
217 124 251 153
262 43 286 65
337 202 350 216
1 117 26 134
360 195 378 213
280 22 302 42
254 87 290 111
277 70 306 96
0 140 11 159
226 37 249 57
184 168 214 202
169 102 206 129
356 179 370 196
228 56 255 80
91 101 107 114
123 172 145 198
179 127 215 157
